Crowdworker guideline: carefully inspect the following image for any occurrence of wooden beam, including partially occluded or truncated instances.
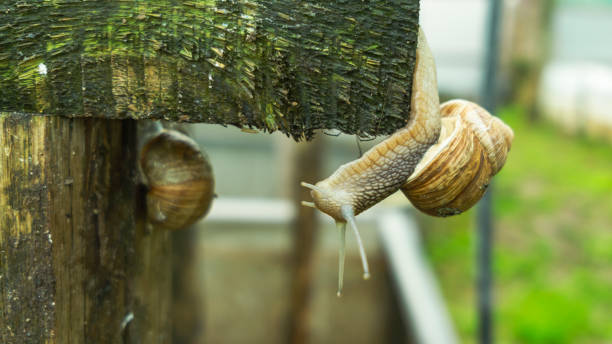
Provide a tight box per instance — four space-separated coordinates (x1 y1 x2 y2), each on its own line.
0 0 420 139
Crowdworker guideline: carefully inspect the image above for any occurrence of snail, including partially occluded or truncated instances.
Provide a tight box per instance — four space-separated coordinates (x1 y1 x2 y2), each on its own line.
301 28 513 296
140 124 215 230
402 99 513 217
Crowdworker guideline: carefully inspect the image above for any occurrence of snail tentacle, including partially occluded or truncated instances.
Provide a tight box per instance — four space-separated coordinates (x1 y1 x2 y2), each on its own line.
336 221 347 297
301 201 316 208
333 205 370 297
341 205 370 281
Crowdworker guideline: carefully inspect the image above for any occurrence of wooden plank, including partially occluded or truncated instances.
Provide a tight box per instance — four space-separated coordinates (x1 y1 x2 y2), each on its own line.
0 0 420 139
0 114 172 343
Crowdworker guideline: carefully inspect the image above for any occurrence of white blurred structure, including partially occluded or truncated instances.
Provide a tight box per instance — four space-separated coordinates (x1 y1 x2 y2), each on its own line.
538 2 612 141
539 63 612 140
420 0 487 99
378 208 459 344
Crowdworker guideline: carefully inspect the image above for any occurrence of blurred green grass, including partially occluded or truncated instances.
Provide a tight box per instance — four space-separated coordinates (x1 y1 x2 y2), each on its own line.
420 106 612 344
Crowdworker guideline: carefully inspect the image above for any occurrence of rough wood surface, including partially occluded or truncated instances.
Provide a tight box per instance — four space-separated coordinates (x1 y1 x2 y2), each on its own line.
0 0 420 139
0 114 172 343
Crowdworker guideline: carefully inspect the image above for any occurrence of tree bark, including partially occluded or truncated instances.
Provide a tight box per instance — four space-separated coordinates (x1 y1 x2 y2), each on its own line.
0 114 172 343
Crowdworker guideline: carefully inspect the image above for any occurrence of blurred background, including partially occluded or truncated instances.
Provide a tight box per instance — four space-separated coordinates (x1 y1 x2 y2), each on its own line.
179 0 612 343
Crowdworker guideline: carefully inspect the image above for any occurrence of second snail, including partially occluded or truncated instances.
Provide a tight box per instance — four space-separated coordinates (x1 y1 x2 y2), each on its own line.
301 28 514 296
140 125 215 230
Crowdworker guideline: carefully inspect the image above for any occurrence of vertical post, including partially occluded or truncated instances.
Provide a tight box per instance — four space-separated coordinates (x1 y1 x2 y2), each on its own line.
287 138 323 344
0 115 173 343
478 0 502 343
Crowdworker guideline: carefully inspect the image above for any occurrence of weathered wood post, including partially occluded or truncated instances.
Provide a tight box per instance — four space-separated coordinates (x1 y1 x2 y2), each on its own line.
1 1 420 343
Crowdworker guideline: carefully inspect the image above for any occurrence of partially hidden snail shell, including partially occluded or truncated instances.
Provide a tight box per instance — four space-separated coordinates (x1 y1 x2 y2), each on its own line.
401 99 514 217
140 130 215 230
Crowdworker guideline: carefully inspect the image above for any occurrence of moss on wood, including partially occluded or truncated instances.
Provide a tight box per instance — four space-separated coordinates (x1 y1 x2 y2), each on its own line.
0 0 419 139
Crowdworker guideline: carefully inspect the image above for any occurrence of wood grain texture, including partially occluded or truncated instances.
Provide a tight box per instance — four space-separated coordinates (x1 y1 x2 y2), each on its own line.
0 114 172 343
0 0 419 139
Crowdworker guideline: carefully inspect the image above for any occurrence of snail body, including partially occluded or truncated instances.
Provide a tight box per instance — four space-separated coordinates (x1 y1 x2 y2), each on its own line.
302 28 440 222
301 28 514 296
301 28 442 295
141 129 215 230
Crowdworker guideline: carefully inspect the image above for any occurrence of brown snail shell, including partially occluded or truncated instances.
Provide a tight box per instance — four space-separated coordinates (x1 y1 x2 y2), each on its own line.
140 129 215 230
401 99 514 217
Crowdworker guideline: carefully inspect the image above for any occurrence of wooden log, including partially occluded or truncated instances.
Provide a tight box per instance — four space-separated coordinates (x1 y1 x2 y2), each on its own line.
0 114 171 343
0 0 420 139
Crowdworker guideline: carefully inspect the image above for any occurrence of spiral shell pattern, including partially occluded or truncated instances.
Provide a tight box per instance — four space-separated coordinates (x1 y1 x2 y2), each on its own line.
141 130 215 229
401 100 514 217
